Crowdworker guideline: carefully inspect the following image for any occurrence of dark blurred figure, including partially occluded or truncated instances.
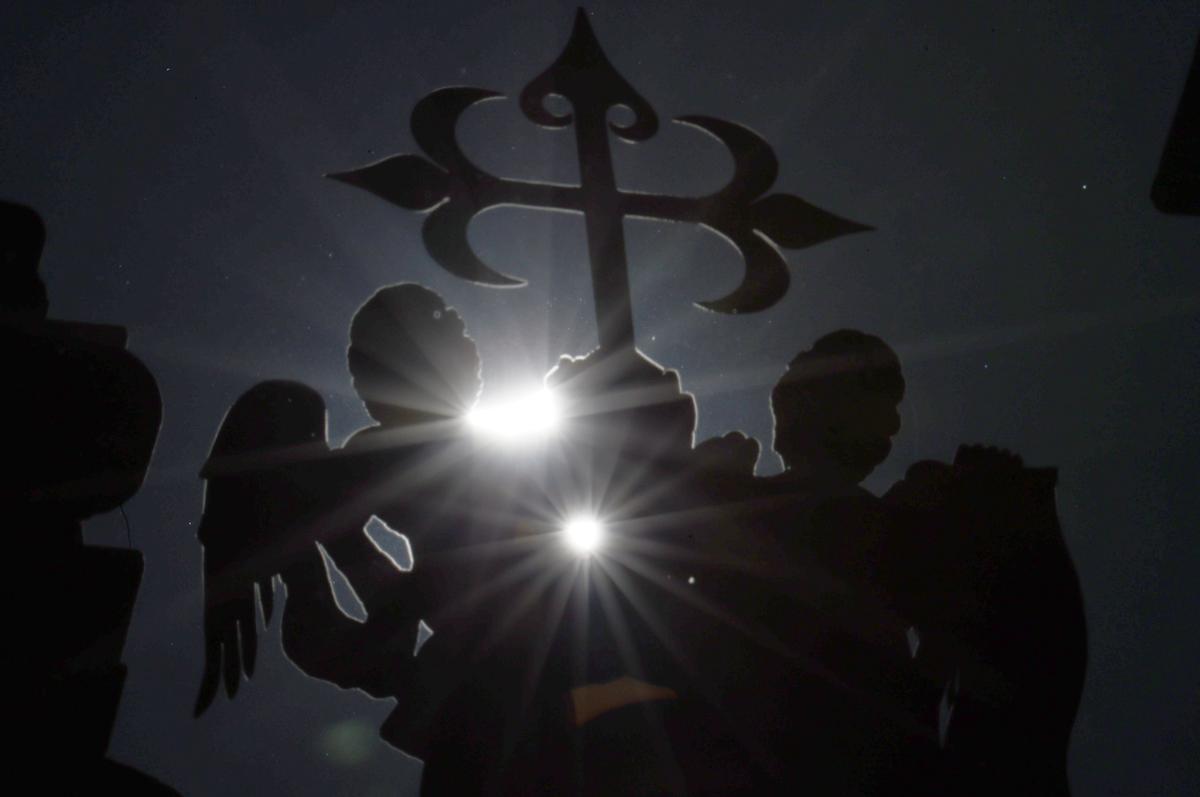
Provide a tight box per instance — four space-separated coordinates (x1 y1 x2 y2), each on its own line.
1153 32 1200 214
883 444 1087 796
741 328 1086 795
1 201 173 793
718 330 939 795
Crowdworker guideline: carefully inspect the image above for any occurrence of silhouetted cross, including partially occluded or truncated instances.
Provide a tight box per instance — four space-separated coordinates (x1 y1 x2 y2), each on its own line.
331 9 869 353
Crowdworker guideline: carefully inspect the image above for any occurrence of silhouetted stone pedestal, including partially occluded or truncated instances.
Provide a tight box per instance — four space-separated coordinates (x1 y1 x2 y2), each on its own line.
1154 33 1200 214
2 201 174 794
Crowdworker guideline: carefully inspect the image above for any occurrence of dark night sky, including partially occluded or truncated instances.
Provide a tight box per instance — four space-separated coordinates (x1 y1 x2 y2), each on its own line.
4 1 1199 793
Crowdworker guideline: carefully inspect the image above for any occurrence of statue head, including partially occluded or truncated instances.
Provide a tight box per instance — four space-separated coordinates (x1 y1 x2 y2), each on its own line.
1 200 49 322
771 330 904 485
348 283 481 427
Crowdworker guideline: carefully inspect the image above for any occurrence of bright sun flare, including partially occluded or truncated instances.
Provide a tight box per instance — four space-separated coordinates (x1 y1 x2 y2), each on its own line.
563 516 604 555
465 387 561 441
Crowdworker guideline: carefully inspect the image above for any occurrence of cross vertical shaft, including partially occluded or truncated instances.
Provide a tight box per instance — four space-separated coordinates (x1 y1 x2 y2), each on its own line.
574 106 635 353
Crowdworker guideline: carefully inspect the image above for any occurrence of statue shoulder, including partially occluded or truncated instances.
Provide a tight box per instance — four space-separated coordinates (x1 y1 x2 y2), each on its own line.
693 431 760 477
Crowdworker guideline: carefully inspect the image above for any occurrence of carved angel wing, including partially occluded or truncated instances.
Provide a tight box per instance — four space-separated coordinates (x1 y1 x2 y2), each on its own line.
194 380 330 716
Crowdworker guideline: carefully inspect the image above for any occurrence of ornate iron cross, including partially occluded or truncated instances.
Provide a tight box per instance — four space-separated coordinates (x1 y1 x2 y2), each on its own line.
330 9 869 353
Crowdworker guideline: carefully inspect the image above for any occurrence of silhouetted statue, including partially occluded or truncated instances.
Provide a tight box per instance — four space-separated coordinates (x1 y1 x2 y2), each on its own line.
1 201 174 793
196 284 484 714
390 347 703 795
687 330 937 795
198 284 608 793
883 445 1087 795
725 330 1086 795
408 345 778 797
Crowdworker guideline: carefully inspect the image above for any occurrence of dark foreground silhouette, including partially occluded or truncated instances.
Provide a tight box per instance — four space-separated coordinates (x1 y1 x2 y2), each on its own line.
1154 31 1200 214
1 201 176 794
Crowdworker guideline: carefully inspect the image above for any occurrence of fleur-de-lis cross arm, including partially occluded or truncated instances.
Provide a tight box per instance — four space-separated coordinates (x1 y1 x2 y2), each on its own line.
329 9 869 353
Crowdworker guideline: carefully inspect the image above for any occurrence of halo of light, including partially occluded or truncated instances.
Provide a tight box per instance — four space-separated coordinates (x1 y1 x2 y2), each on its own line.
563 516 604 555
465 387 561 441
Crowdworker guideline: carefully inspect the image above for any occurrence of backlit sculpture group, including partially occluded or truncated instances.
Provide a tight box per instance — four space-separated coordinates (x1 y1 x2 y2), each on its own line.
192 12 1087 796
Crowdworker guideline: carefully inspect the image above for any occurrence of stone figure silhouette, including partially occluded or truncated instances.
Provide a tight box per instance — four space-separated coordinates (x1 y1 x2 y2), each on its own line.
395 347 703 795
196 283 486 715
195 310 1088 795
688 330 936 795
719 330 1088 795
883 445 1087 795
609 328 1087 797
2 201 174 793
404 345 788 796
189 11 1089 793
197 284 638 794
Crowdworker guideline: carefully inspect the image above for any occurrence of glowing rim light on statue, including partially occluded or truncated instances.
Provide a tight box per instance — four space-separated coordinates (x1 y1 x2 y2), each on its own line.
464 387 562 441
562 516 604 555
